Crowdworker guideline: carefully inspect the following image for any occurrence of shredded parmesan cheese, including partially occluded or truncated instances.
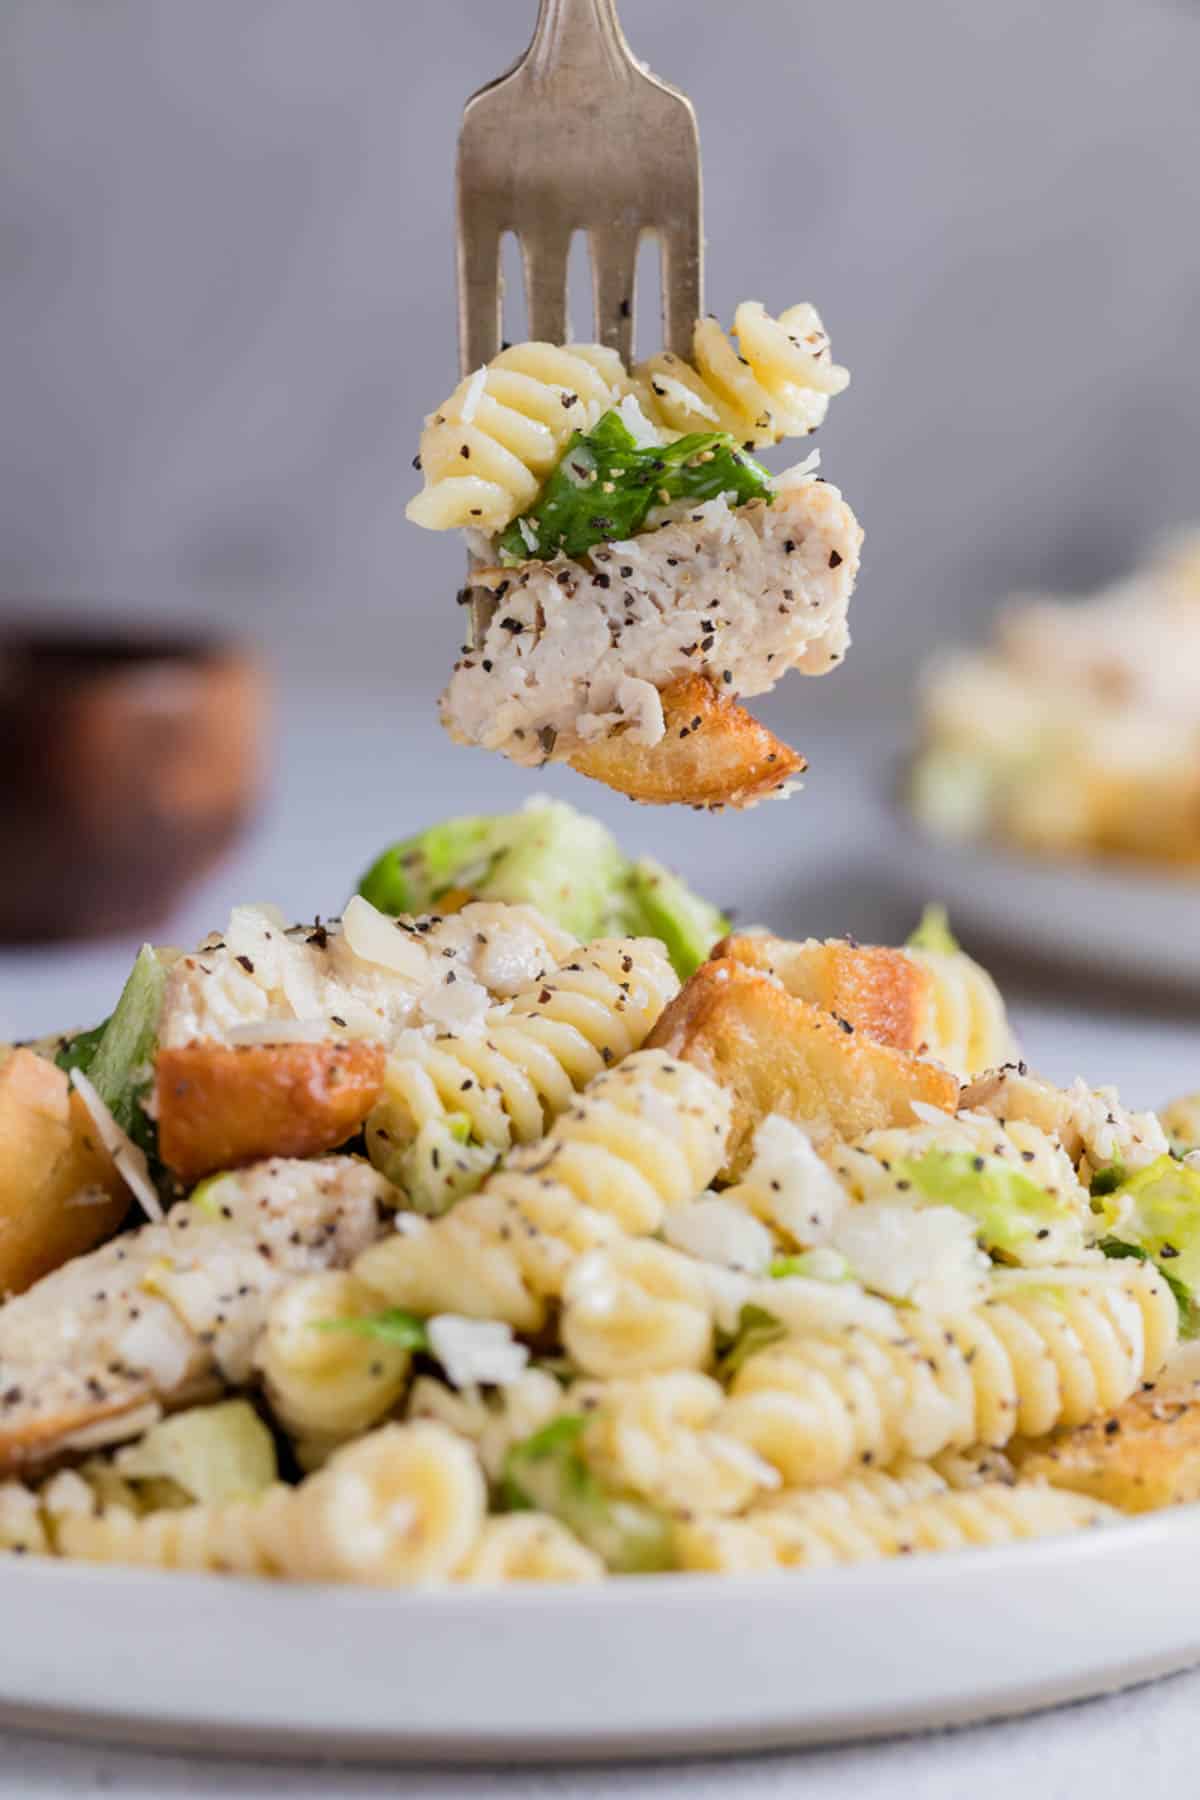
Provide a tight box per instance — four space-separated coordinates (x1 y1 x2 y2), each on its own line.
69 1069 163 1223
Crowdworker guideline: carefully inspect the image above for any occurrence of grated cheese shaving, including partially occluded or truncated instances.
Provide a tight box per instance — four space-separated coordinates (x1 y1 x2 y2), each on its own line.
69 1069 163 1223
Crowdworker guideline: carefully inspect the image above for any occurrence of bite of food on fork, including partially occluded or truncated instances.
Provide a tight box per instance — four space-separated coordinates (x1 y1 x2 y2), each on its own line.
421 0 860 809
413 310 859 810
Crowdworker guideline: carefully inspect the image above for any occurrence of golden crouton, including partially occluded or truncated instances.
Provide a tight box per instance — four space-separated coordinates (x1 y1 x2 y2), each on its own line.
1012 1379 1200 1513
0 1049 129 1297
568 674 805 810
156 1041 386 1183
645 959 960 1176
714 935 934 1058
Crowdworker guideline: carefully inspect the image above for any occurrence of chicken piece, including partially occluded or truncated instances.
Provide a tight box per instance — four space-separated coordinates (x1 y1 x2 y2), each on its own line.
645 959 960 1178
714 936 934 1056
156 1041 386 1182
1012 1379 1200 1513
0 1050 128 1297
569 675 804 810
158 899 578 1050
0 1156 392 1475
441 481 860 783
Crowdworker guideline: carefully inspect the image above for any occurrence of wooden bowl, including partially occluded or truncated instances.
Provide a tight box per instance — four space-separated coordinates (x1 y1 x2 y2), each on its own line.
0 623 267 941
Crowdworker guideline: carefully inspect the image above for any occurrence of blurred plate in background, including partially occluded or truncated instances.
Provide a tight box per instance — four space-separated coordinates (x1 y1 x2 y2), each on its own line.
887 810 1200 990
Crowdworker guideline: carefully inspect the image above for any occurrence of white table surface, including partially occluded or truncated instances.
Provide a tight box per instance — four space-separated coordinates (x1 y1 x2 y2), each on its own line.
3 678 1199 1795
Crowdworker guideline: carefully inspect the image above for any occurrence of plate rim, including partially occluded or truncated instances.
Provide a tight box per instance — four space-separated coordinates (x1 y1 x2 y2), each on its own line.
4 1502 1200 1764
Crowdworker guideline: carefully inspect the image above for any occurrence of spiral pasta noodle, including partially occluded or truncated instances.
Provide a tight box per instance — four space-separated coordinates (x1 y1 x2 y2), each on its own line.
366 938 679 1183
634 302 849 450
560 1242 718 1379
829 1109 1090 1264
903 941 1017 1078
407 342 628 532
255 1272 413 1445
721 1263 1176 1487
353 1049 731 1332
405 1369 567 1482
674 1481 1116 1572
460 1513 605 1585
56 1423 486 1585
579 1371 780 1516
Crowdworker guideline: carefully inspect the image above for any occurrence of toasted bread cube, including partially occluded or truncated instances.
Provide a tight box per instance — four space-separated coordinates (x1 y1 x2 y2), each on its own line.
645 960 960 1176
714 935 935 1057
0 1050 128 1296
1012 1379 1200 1513
156 1041 386 1182
568 675 805 810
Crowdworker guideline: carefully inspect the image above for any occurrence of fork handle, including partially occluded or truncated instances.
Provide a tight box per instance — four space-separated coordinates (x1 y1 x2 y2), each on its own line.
527 0 631 77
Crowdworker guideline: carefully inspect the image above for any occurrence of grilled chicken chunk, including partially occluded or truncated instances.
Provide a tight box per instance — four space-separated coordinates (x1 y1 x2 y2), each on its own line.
441 481 861 787
0 1157 393 1475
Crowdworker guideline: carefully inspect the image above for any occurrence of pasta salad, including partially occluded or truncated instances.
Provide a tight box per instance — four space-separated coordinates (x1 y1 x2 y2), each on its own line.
3 801 1199 1587
910 532 1200 869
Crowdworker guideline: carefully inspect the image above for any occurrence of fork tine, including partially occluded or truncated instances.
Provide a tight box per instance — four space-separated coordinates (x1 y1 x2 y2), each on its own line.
590 225 641 365
661 218 703 361
456 213 503 377
522 229 572 345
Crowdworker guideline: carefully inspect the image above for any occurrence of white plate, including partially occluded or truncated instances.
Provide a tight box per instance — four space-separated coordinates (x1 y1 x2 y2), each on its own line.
4 1512 1200 1763
886 815 1200 988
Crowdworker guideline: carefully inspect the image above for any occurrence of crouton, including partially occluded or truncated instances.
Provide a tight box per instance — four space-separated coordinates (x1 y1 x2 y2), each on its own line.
156 1041 386 1183
1012 1378 1200 1513
568 675 805 810
714 935 934 1057
645 959 960 1176
0 1049 128 1297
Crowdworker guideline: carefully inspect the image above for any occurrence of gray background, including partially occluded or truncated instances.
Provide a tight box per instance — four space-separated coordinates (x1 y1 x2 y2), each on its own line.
4 0 1200 729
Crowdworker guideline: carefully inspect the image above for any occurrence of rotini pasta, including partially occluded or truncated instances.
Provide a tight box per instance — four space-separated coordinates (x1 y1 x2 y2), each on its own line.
561 1241 718 1377
255 1272 413 1444
365 937 679 1194
407 342 628 532
634 302 849 449
406 302 848 536
459 1513 604 1585
1161 1091 1200 1157
405 1369 567 1481
56 1423 486 1585
353 1049 731 1331
579 1371 780 1516
720 1263 1176 1487
673 1481 1116 1572
903 941 1016 1079
830 1109 1091 1264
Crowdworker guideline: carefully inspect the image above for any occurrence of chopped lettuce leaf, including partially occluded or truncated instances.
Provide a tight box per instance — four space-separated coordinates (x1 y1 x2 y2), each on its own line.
113 1400 277 1504
376 1114 498 1217
1099 1238 1198 1336
358 800 625 941
502 1414 673 1574
769 1249 854 1283
53 1019 110 1077
1098 1155 1200 1335
315 1307 430 1352
55 945 171 1186
1089 1162 1127 1198
714 1303 786 1381
495 410 773 564
897 1147 1084 1261
618 857 728 980
356 799 724 976
905 903 961 957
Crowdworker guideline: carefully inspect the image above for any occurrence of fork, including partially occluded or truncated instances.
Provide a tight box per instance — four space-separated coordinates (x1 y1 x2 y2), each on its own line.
455 0 704 640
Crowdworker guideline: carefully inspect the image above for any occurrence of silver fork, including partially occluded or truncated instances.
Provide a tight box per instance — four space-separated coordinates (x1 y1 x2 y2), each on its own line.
456 0 703 640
